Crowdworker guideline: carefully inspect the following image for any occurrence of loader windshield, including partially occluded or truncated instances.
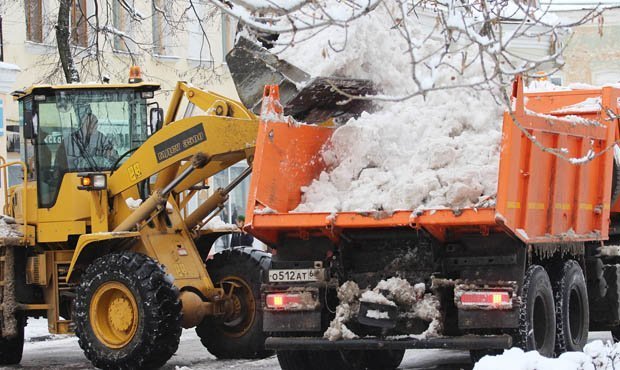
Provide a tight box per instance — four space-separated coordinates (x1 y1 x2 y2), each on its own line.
34 88 148 208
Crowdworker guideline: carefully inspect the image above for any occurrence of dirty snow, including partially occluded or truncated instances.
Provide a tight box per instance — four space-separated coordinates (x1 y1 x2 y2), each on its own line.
360 290 396 306
324 281 361 341
325 278 441 340
201 216 237 231
0 217 22 238
125 197 143 210
277 3 505 212
474 340 620 370
552 97 602 113
600 245 620 256
365 309 390 320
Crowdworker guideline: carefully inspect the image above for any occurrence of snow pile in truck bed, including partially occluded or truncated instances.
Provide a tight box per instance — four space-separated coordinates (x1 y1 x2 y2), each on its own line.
275 2 505 212
474 340 620 370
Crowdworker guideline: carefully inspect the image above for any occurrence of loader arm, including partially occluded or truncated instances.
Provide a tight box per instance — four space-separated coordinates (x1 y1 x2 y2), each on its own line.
107 82 259 199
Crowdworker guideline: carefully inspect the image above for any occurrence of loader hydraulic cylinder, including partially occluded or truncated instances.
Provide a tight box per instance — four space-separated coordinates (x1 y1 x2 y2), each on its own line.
114 153 210 232
185 166 252 230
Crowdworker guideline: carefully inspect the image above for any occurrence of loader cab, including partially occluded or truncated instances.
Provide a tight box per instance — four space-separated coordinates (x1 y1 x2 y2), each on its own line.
14 83 160 208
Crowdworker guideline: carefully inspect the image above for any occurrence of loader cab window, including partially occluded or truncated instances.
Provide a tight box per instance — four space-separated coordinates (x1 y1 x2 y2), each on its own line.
32 88 148 208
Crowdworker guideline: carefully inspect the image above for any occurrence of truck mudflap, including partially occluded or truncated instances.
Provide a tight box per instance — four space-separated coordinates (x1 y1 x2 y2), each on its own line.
265 334 512 351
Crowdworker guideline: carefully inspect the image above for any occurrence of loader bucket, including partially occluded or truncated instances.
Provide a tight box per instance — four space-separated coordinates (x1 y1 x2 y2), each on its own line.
226 37 375 124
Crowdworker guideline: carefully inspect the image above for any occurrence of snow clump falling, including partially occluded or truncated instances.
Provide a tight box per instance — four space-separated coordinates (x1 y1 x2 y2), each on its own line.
274 2 505 212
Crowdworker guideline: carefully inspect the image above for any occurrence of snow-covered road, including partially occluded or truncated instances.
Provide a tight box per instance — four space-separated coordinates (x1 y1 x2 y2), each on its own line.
0 318 612 370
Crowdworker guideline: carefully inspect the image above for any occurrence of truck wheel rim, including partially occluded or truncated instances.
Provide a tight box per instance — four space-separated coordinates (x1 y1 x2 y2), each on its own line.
90 281 139 349
220 276 255 338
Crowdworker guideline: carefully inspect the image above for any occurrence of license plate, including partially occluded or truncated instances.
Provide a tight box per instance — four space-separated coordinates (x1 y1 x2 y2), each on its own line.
268 269 322 282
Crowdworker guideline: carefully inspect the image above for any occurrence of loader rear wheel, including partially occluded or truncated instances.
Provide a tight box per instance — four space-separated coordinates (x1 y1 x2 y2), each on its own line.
516 265 556 357
553 260 589 354
196 247 272 359
0 314 25 365
73 252 182 370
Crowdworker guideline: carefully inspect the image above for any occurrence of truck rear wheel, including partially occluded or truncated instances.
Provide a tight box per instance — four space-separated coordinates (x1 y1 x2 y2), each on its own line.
341 349 405 369
0 314 25 365
73 252 182 370
516 265 555 357
277 349 404 370
196 247 273 359
553 260 589 354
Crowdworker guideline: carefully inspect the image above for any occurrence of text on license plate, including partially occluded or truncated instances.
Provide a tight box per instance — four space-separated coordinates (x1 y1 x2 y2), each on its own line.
268 269 321 282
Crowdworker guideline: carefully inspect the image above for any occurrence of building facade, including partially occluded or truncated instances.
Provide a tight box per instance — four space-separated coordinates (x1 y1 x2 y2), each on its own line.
0 1 252 236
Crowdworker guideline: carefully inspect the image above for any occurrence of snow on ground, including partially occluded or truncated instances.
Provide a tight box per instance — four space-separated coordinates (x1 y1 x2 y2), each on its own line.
474 339 620 370
8 318 617 370
11 317 473 370
274 2 505 213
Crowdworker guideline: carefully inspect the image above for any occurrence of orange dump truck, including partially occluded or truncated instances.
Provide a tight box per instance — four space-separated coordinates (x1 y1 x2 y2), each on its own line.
246 79 620 369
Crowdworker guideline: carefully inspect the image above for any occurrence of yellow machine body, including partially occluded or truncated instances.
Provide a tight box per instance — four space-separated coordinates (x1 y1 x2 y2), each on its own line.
3 80 259 334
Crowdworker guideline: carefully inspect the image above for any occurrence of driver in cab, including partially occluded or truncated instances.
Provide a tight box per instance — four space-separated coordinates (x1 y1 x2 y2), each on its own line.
56 112 118 170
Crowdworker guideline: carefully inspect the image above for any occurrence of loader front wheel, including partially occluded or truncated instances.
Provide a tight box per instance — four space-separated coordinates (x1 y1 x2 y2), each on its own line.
73 252 182 370
0 314 25 365
196 247 272 359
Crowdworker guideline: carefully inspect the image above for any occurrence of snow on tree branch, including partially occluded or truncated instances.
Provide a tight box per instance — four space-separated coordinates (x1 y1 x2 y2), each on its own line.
208 0 608 102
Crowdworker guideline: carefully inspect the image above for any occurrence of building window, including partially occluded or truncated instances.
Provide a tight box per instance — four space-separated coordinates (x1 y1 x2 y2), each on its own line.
71 0 88 47
25 0 43 43
151 0 171 55
187 1 212 65
221 13 236 60
112 0 132 51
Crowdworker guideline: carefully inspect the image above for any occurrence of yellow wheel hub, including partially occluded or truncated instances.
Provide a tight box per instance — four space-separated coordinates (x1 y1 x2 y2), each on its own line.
90 282 139 349
219 276 256 338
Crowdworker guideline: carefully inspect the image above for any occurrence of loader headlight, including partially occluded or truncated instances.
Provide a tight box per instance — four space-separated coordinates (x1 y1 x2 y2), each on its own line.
78 173 107 191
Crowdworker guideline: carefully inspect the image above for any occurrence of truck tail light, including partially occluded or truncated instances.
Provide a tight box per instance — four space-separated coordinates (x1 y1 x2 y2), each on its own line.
460 291 512 309
266 293 302 310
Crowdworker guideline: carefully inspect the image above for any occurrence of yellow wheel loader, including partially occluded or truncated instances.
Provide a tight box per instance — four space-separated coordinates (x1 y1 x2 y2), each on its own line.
0 37 372 369
1 75 272 368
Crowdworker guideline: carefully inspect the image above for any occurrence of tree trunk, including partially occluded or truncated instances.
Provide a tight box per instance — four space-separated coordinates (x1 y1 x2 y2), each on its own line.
56 0 80 83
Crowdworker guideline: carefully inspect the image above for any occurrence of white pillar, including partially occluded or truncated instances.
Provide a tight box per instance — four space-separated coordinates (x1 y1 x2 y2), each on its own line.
0 62 21 211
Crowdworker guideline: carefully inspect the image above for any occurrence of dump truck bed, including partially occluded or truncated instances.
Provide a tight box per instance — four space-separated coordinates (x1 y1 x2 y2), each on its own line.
246 81 620 245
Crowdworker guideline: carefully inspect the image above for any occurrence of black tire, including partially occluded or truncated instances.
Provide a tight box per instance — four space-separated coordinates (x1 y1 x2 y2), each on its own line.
469 349 501 364
611 146 620 205
612 326 620 342
277 351 312 370
196 247 273 359
553 260 589 354
73 252 182 370
341 349 405 370
277 349 404 370
0 314 25 365
516 264 556 357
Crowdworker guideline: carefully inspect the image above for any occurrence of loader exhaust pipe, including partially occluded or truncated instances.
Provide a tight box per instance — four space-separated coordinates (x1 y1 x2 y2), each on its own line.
114 153 211 232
